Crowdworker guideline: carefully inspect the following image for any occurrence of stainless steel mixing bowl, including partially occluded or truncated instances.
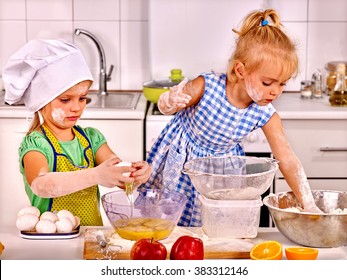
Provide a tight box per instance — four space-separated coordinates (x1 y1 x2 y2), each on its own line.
264 190 347 248
182 156 278 200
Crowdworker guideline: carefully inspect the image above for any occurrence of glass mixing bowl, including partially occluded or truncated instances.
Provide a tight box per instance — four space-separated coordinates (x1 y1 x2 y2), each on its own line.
101 188 187 241
182 156 278 200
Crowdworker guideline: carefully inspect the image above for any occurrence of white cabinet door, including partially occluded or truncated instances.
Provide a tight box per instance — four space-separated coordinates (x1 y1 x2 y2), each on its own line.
79 119 144 162
275 119 347 194
79 119 144 226
0 118 32 226
275 178 347 193
278 119 347 178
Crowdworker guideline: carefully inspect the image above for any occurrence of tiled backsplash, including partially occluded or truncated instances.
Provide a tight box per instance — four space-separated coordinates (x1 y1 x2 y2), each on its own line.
0 0 347 91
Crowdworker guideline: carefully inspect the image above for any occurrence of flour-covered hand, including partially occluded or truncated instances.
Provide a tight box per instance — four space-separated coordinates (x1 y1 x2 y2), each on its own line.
158 78 191 114
303 203 324 214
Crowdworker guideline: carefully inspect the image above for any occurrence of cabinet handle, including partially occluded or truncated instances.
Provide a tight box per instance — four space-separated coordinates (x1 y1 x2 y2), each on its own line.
320 147 347 152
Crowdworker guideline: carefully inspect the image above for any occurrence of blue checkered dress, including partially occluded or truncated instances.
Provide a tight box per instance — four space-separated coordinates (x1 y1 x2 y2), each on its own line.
142 72 276 227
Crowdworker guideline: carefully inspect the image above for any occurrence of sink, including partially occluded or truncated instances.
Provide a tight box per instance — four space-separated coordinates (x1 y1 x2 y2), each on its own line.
0 91 141 110
87 91 141 110
0 91 22 108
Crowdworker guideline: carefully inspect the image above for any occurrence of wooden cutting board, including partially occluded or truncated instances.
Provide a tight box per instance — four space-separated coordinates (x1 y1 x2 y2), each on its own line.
83 227 252 260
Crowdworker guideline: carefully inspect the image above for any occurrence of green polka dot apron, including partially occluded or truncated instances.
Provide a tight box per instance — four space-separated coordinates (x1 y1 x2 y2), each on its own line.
41 124 103 226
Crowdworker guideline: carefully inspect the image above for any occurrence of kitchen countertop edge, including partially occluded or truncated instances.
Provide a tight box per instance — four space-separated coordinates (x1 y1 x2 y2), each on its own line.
0 225 346 260
1 93 347 120
0 94 147 120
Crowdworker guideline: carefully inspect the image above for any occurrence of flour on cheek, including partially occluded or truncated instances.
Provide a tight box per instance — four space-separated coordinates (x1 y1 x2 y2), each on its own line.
245 79 263 102
51 108 66 126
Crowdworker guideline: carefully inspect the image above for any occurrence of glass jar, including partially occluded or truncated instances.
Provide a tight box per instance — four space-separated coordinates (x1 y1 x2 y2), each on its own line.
300 80 312 99
329 63 347 106
325 61 347 95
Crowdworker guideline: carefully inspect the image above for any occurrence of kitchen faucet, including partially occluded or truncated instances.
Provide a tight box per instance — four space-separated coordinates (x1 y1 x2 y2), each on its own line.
74 28 114 96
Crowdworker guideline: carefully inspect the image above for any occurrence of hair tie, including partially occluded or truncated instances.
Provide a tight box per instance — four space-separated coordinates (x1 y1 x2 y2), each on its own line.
261 19 268 26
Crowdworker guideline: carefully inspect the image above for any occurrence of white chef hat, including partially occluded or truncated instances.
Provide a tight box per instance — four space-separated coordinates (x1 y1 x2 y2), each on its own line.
2 39 93 112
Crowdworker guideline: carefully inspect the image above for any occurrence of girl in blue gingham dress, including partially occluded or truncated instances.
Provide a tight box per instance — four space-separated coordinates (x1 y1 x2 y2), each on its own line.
140 9 323 226
143 72 275 227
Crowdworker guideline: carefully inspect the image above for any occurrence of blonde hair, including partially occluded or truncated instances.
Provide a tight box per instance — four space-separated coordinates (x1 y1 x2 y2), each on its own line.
27 113 41 135
227 9 298 84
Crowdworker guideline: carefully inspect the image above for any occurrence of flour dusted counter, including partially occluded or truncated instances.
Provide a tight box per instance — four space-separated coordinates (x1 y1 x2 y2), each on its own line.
0 94 147 228
1 225 347 260
272 93 347 193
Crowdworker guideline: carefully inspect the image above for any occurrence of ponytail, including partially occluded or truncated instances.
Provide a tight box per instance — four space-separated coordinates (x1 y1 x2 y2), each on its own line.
227 9 298 84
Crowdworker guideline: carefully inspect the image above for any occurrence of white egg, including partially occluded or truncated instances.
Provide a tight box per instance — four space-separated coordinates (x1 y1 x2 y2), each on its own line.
116 161 132 177
57 210 76 228
17 206 40 218
74 216 80 229
35 219 57 233
16 213 39 231
55 217 74 233
40 211 58 223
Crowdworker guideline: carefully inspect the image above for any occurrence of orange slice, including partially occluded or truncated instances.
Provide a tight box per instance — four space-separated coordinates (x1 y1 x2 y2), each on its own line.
250 240 282 260
0 241 4 255
285 247 318 260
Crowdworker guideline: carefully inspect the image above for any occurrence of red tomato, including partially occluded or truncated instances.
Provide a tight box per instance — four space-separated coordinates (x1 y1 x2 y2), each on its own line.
130 238 167 260
170 235 204 260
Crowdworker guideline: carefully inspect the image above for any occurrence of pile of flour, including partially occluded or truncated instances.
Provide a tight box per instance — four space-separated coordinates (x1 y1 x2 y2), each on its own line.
285 206 347 214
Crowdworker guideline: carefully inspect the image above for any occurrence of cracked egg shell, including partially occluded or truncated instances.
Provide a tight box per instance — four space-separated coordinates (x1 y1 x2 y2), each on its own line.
116 161 132 177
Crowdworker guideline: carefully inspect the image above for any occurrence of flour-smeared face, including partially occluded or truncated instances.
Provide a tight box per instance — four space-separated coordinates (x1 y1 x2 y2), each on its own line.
243 62 290 106
244 77 264 103
51 107 66 126
41 80 92 128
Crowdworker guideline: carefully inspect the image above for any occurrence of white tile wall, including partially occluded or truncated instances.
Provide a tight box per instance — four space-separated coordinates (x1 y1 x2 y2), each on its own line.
262 0 308 21
285 22 308 90
0 0 347 91
307 22 347 78
120 21 150 88
149 0 263 80
0 0 26 19
309 0 347 21
74 0 120 20
26 0 73 20
149 0 311 91
120 0 148 21
27 21 74 42
73 20 121 90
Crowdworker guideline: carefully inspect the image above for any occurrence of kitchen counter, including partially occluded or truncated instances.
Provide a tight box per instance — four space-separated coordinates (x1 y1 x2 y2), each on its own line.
273 93 347 120
1 91 345 120
0 225 346 260
0 91 147 120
